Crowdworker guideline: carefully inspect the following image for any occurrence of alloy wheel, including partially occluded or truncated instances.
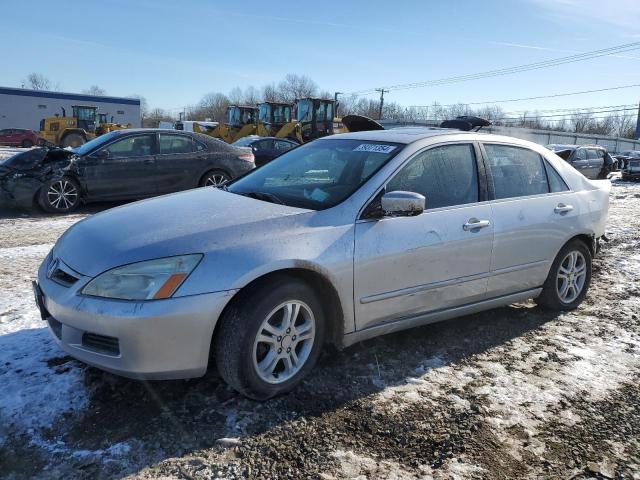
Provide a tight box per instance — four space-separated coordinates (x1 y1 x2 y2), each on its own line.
47 180 78 211
556 250 587 303
252 300 316 384
204 173 229 187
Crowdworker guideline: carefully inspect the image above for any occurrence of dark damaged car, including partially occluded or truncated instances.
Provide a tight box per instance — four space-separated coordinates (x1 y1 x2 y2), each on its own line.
0 129 255 213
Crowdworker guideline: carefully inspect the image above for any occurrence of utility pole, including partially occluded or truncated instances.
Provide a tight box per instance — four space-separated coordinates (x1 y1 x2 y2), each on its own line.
375 88 388 120
334 91 344 117
635 100 640 140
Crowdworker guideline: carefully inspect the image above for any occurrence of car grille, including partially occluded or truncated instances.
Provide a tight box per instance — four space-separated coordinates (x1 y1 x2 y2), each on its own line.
81 333 120 356
48 257 80 287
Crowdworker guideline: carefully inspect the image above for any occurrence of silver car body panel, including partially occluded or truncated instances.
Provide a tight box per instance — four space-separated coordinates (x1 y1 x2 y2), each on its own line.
38 129 611 379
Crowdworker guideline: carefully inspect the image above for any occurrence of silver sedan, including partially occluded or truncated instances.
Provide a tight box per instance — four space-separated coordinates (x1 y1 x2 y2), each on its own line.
35 128 610 399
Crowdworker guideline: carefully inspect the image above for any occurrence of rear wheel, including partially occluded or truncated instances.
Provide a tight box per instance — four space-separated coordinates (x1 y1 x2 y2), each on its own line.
199 169 230 187
21 139 33 148
214 276 325 400
536 240 591 311
38 177 81 213
61 133 85 148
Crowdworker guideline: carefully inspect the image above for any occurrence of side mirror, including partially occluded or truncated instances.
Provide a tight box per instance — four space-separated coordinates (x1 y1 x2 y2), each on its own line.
381 191 425 217
93 149 109 160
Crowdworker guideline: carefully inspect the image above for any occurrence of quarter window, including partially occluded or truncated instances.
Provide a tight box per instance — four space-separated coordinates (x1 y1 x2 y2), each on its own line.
484 144 549 199
387 144 479 209
159 134 193 154
274 140 295 152
544 162 569 193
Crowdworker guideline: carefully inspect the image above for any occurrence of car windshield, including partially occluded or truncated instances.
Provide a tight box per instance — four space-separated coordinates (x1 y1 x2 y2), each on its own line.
227 138 403 210
73 131 121 155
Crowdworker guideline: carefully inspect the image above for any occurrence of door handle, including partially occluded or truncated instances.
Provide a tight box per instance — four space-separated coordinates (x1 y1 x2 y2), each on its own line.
554 203 574 214
463 218 491 231
143 158 155 165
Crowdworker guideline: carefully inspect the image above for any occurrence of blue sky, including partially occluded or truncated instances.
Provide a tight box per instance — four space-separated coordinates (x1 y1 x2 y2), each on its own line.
1 0 639 115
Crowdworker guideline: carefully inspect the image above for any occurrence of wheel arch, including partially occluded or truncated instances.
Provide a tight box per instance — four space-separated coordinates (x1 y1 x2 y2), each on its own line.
198 166 232 186
211 267 345 351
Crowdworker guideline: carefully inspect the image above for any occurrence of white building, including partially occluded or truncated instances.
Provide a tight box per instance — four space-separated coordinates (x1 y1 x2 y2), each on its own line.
0 87 141 130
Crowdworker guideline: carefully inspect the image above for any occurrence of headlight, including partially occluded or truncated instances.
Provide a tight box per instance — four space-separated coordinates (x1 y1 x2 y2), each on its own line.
82 254 202 300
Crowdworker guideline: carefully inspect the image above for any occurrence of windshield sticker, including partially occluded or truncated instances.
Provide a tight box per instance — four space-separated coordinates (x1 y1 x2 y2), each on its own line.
307 188 330 203
353 144 397 154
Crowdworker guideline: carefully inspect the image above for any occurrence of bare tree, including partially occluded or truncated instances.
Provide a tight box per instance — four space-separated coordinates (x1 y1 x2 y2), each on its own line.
23 73 52 90
278 74 318 103
195 92 230 121
83 85 107 96
262 83 280 102
145 108 174 128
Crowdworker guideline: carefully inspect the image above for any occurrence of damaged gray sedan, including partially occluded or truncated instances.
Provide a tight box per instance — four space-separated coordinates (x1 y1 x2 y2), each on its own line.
0 129 254 212
35 128 610 399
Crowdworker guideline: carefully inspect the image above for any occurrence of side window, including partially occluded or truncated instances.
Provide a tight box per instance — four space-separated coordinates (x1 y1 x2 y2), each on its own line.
544 161 569 193
103 135 154 158
386 144 479 209
0 129 10 136
484 144 549 199
256 139 274 150
274 140 295 152
587 149 600 160
159 134 193 154
574 149 587 161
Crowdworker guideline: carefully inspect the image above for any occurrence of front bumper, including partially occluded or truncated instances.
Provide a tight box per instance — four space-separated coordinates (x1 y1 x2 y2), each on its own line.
0 175 42 209
622 168 640 180
37 256 237 380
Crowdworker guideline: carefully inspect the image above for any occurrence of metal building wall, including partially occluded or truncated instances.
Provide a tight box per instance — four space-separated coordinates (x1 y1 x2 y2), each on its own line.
0 87 141 130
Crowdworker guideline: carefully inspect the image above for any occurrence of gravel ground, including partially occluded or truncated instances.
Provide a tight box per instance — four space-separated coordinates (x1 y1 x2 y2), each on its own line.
0 177 639 480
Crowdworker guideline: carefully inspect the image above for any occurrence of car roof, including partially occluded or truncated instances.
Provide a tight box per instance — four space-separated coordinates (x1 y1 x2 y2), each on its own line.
330 127 475 144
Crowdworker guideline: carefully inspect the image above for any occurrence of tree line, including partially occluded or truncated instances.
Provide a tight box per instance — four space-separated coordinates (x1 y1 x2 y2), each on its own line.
20 72 639 139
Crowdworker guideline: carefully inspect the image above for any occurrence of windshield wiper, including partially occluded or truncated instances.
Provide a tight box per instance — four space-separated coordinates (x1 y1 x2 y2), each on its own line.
240 191 285 205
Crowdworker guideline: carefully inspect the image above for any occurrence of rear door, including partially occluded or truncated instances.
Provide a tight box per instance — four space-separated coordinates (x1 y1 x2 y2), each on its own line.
0 129 13 145
155 133 201 193
354 142 494 330
569 148 590 177
586 148 604 179
79 133 159 199
253 139 275 166
480 143 579 298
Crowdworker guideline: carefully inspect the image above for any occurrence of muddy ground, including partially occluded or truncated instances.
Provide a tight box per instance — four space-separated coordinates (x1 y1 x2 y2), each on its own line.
0 177 639 479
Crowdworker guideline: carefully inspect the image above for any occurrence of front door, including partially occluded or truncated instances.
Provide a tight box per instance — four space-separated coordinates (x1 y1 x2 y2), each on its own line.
586 148 604 179
354 143 494 330
481 143 581 297
80 133 158 199
569 148 590 177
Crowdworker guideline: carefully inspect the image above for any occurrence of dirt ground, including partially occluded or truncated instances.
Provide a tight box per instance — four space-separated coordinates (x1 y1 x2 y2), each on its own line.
0 177 639 480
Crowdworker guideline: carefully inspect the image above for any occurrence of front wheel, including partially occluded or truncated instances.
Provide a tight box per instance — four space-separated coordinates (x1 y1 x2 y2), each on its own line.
21 139 33 148
214 276 325 400
199 169 231 187
61 133 85 148
536 240 592 311
38 177 81 213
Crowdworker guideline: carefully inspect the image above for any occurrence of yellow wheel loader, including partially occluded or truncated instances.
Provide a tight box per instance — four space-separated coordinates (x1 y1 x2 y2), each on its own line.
273 98 336 144
95 113 131 135
38 105 99 148
256 102 294 137
195 105 258 143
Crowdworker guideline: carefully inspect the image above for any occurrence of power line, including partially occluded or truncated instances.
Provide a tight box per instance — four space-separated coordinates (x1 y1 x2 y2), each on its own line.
351 42 640 95
503 104 637 115
406 83 640 108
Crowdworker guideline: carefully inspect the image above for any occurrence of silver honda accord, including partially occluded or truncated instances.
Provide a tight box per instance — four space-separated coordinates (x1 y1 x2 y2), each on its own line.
35 128 610 399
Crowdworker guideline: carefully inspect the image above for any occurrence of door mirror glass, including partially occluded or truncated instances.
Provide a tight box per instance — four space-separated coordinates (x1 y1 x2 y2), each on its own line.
381 191 425 217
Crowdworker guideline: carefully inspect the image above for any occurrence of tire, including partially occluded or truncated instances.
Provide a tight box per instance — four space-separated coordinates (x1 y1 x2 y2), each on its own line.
21 139 33 148
214 275 325 400
199 169 231 187
37 177 81 213
536 240 592 311
61 133 85 148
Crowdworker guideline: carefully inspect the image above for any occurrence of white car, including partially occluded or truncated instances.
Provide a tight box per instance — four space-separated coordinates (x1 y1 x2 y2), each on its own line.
35 128 610 399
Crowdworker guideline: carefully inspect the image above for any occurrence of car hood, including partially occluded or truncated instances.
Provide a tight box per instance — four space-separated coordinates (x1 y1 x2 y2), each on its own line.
54 187 313 277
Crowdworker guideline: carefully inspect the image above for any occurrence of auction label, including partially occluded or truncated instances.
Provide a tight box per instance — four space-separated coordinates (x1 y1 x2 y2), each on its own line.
353 144 397 154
